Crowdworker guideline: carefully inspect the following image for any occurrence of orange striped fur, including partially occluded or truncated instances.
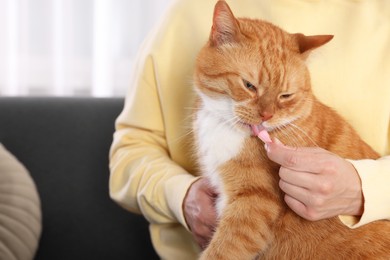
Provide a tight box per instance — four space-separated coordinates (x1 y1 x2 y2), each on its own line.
192 1 390 259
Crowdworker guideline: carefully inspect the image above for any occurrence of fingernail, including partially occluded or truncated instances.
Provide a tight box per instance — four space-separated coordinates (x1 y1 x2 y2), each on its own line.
264 143 270 153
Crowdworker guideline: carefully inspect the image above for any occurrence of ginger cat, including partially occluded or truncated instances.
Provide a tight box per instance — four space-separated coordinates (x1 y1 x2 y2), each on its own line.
192 1 390 259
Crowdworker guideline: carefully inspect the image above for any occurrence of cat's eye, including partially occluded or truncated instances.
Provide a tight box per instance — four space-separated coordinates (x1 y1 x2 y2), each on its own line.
243 80 256 91
279 93 294 99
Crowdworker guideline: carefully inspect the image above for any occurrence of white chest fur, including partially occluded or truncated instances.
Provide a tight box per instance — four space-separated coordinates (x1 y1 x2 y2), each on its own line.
194 94 247 215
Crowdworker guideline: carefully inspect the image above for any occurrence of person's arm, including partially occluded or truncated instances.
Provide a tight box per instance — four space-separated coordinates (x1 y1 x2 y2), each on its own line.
340 157 390 228
109 52 197 228
110 0 221 243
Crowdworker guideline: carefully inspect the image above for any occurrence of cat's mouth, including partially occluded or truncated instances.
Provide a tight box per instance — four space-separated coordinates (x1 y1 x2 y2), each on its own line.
250 124 266 137
238 122 268 136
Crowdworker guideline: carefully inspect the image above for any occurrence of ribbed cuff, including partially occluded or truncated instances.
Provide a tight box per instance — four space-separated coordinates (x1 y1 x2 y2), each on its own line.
164 174 201 230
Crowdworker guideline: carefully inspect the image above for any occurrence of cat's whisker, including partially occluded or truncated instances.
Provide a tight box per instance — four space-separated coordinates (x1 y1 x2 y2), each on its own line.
230 116 244 128
283 125 305 147
175 112 240 144
183 106 198 110
273 126 289 145
289 123 319 147
275 124 301 147
221 116 242 132
173 128 194 144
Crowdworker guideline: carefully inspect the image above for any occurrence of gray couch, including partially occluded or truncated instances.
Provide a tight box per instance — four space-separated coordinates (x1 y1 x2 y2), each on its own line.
0 97 158 260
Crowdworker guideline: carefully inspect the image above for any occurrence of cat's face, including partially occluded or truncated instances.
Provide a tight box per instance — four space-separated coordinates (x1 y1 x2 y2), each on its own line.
194 1 332 135
194 31 312 135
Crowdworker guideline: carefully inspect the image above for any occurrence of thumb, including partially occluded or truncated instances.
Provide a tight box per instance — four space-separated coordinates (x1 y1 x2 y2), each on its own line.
266 138 325 171
271 137 286 147
265 138 307 169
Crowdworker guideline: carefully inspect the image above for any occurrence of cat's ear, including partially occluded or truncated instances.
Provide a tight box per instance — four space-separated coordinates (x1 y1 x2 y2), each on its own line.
210 0 241 47
294 33 334 58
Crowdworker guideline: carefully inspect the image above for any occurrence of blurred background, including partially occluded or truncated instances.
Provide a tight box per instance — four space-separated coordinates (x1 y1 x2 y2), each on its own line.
0 0 174 97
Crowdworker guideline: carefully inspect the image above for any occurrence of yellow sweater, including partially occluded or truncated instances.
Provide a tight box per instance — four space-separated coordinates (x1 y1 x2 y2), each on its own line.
109 0 390 258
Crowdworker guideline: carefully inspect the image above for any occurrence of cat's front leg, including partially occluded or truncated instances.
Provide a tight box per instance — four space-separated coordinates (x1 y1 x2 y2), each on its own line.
199 197 277 260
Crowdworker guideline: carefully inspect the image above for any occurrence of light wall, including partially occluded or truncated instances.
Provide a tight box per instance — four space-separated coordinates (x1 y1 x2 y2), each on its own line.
0 0 174 97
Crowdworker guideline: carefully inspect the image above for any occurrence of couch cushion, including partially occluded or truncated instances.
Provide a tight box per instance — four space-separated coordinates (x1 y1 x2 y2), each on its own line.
0 143 42 260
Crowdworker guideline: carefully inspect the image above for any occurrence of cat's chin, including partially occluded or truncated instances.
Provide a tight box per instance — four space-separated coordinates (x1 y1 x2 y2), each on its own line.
234 122 253 136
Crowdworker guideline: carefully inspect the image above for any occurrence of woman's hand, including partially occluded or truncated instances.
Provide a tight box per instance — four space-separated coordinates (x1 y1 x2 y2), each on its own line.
183 177 218 249
265 139 364 221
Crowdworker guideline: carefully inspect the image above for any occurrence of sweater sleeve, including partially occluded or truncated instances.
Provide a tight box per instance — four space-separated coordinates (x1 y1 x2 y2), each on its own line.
340 156 390 228
109 50 197 229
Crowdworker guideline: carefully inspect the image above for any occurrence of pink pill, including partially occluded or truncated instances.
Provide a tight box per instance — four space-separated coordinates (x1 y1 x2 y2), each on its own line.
257 129 272 143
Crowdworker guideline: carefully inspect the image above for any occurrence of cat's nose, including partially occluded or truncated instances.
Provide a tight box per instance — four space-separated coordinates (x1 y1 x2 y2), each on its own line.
260 111 273 121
